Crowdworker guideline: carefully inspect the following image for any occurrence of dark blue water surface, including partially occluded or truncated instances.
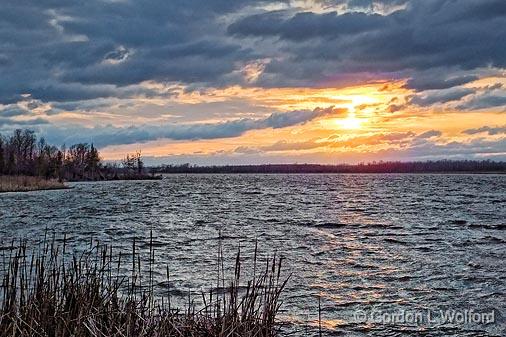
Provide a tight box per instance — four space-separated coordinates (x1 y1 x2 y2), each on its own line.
1 174 505 336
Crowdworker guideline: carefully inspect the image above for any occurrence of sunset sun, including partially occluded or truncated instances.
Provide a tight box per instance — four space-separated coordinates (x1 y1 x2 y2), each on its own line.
336 113 363 130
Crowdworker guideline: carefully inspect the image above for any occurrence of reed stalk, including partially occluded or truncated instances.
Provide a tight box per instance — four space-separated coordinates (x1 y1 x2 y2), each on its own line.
0 236 289 337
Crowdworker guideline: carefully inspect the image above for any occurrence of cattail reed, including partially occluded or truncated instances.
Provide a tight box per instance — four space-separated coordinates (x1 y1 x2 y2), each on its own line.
0 236 289 337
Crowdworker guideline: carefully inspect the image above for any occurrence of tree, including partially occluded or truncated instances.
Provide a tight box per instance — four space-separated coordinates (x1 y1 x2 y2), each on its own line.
135 151 144 175
0 129 109 181
86 144 101 180
122 151 145 177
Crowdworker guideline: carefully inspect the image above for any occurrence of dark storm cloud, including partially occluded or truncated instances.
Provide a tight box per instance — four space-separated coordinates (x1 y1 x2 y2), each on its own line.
230 0 506 87
39 107 343 147
62 42 249 87
404 75 479 91
463 126 506 136
228 11 389 41
262 107 346 128
346 0 409 7
0 0 262 104
0 106 31 118
1 0 505 125
456 93 506 111
416 130 442 139
409 88 475 106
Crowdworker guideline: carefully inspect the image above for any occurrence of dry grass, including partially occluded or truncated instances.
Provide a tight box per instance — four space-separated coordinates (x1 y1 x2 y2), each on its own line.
0 175 66 193
0 233 289 337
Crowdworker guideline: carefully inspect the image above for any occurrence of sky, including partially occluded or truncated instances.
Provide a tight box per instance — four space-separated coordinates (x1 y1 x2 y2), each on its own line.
0 0 505 165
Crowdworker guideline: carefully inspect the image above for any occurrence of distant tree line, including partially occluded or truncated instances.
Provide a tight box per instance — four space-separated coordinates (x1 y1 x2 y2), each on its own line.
0 129 152 181
152 160 506 174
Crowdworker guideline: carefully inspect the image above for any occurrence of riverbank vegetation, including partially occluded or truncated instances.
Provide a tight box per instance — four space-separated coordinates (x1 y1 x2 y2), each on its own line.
0 175 66 192
0 236 288 337
0 129 158 190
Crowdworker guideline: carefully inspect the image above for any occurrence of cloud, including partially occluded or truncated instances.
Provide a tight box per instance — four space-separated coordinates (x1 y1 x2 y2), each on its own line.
0 0 260 104
38 106 344 147
456 92 506 110
0 99 50 121
463 125 506 135
1 0 505 106
239 130 441 153
0 106 31 117
416 130 442 139
263 107 345 128
0 117 48 128
233 146 262 155
229 0 506 88
386 104 405 112
259 139 324 152
403 137 506 159
404 74 479 91
409 88 475 106
228 11 389 42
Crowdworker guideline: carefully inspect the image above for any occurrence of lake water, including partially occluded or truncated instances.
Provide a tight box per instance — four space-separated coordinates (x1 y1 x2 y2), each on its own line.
1 174 505 336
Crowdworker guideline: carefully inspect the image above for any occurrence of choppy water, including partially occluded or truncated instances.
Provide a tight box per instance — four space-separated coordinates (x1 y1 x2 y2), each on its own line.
1 174 505 336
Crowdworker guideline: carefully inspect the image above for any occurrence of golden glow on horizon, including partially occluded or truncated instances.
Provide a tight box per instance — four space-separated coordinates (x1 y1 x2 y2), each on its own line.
138 81 406 114
88 76 506 161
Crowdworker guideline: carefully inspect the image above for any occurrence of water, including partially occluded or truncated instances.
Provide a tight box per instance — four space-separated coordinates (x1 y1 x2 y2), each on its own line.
1 174 505 336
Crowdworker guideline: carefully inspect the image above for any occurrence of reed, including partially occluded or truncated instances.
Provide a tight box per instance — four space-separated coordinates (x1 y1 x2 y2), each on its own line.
0 234 289 337
0 175 66 193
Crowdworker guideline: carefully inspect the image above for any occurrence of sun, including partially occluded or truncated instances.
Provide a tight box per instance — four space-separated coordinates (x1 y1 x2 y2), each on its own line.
334 95 376 130
337 113 363 130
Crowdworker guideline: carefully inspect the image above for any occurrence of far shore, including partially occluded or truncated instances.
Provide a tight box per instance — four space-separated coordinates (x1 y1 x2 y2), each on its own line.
158 170 506 175
151 161 506 175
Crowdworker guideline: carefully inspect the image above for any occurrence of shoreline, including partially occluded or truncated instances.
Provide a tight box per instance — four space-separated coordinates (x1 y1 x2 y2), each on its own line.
0 174 162 193
0 186 71 193
0 176 68 193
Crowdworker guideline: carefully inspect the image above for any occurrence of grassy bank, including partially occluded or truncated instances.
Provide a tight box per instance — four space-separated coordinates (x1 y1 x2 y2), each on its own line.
0 235 288 336
0 175 67 193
